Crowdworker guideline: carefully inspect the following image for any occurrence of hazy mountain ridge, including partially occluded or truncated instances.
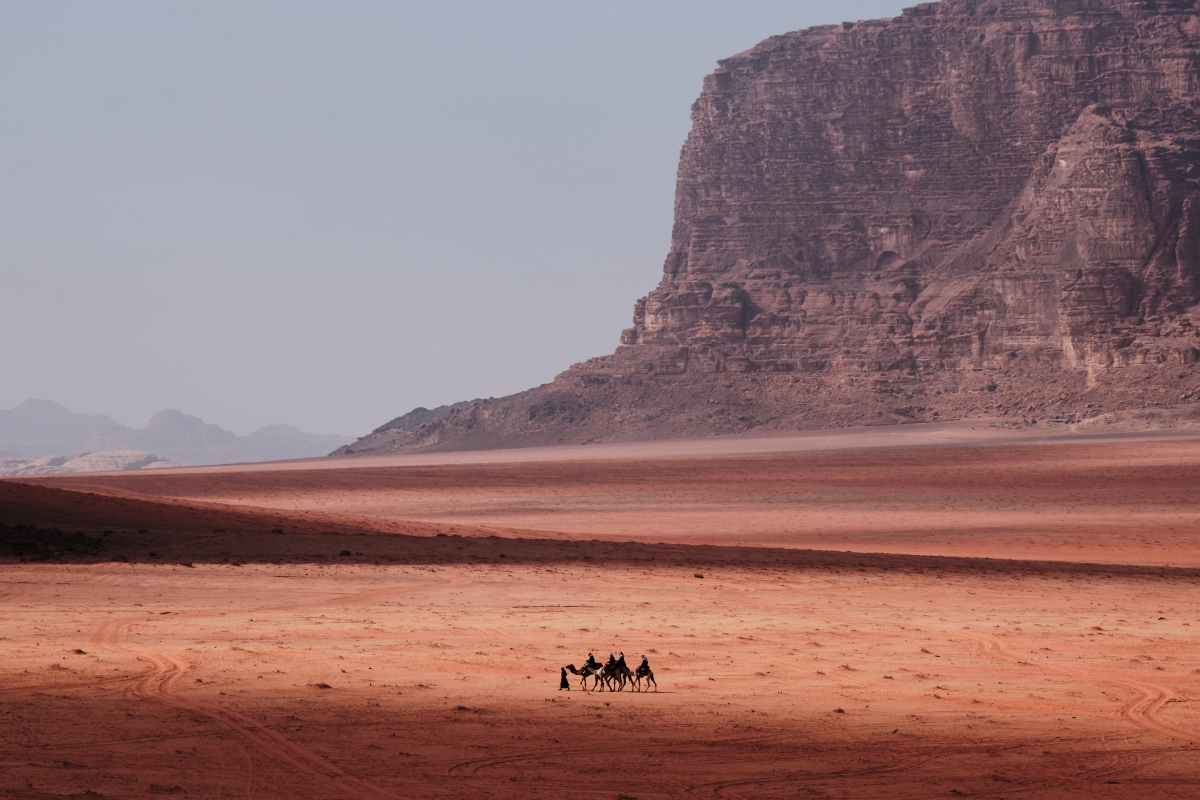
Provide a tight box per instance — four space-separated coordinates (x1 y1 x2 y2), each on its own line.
0 400 118 458
0 400 352 466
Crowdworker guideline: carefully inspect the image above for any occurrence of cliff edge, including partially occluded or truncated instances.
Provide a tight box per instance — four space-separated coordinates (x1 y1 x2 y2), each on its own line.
339 0 1200 456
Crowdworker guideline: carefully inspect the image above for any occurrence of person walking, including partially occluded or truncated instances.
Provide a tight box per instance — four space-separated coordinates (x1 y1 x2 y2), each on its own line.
559 666 571 691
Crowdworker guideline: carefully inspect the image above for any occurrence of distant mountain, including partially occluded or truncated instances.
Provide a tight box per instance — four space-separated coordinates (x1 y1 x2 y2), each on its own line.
0 400 119 458
87 410 353 464
0 400 352 466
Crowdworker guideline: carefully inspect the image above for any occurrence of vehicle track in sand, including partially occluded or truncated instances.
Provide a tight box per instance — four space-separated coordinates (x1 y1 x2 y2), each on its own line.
957 629 1200 747
690 748 936 799
0 673 139 698
89 620 402 800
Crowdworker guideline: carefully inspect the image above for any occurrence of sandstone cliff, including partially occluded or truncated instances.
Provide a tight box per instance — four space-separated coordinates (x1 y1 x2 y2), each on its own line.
341 0 1200 455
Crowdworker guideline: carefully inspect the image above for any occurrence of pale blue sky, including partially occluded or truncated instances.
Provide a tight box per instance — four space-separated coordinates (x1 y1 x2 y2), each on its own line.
1 1 909 436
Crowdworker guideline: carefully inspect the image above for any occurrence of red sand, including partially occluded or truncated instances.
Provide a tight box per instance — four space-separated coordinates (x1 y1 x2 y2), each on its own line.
4 439 1200 798
28 440 1200 567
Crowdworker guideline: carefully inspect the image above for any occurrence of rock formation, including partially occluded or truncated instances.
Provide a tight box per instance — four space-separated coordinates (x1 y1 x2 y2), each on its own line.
0 451 179 477
341 0 1200 455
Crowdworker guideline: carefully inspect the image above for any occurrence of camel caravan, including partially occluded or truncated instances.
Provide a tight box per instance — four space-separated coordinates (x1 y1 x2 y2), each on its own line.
560 651 656 692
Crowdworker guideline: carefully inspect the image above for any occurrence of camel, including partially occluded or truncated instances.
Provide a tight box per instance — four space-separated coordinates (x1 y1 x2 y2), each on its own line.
633 663 657 692
596 660 634 692
564 663 603 691
611 661 634 691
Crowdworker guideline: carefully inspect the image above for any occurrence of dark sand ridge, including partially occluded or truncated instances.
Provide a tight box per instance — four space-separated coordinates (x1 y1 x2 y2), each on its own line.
4 478 1200 582
17 438 1200 568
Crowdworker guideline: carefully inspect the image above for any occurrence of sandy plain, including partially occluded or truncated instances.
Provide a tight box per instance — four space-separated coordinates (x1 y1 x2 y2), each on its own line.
4 432 1200 798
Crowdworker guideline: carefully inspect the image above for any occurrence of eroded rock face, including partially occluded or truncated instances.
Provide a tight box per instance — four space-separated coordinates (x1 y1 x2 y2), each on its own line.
343 0 1200 455
614 0 1200 380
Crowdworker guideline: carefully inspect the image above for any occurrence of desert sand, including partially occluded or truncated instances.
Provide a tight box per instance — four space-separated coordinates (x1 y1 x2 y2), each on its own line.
4 433 1200 798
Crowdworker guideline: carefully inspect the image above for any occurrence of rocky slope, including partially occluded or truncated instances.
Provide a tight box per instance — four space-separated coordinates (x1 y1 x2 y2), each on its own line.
341 0 1200 455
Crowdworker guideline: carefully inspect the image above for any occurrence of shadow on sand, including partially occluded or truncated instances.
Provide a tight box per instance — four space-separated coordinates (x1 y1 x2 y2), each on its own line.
3 479 1199 582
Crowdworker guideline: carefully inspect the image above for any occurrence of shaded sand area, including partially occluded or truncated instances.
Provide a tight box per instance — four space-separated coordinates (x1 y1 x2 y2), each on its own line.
23 439 1200 567
4 437 1200 797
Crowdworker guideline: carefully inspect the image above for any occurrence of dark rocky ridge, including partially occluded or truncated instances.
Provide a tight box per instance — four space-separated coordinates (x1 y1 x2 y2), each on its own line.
341 0 1200 456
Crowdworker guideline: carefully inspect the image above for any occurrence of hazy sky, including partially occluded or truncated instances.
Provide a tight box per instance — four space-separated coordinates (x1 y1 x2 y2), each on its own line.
2 1 908 436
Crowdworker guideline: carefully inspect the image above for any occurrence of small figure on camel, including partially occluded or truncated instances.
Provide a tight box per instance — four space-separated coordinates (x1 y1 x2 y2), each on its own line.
565 649 656 692
634 654 657 692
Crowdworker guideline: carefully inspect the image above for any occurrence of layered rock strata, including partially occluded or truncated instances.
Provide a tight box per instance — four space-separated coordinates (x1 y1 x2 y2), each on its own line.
340 0 1200 455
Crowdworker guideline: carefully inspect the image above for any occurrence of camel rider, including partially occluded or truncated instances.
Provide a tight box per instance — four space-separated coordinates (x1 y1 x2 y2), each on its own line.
616 652 627 670
585 652 599 670
639 654 650 673
606 652 617 669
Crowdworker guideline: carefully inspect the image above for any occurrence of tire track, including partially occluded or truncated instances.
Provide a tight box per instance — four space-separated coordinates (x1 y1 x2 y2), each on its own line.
693 749 935 799
0 673 137 698
957 629 1200 745
90 620 401 800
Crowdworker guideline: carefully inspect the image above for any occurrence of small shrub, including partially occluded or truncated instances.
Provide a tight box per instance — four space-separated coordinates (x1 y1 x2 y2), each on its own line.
339 550 352 557
694 573 705 579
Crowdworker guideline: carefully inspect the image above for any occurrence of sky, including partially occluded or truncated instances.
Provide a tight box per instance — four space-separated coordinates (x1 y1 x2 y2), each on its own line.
1 0 909 437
